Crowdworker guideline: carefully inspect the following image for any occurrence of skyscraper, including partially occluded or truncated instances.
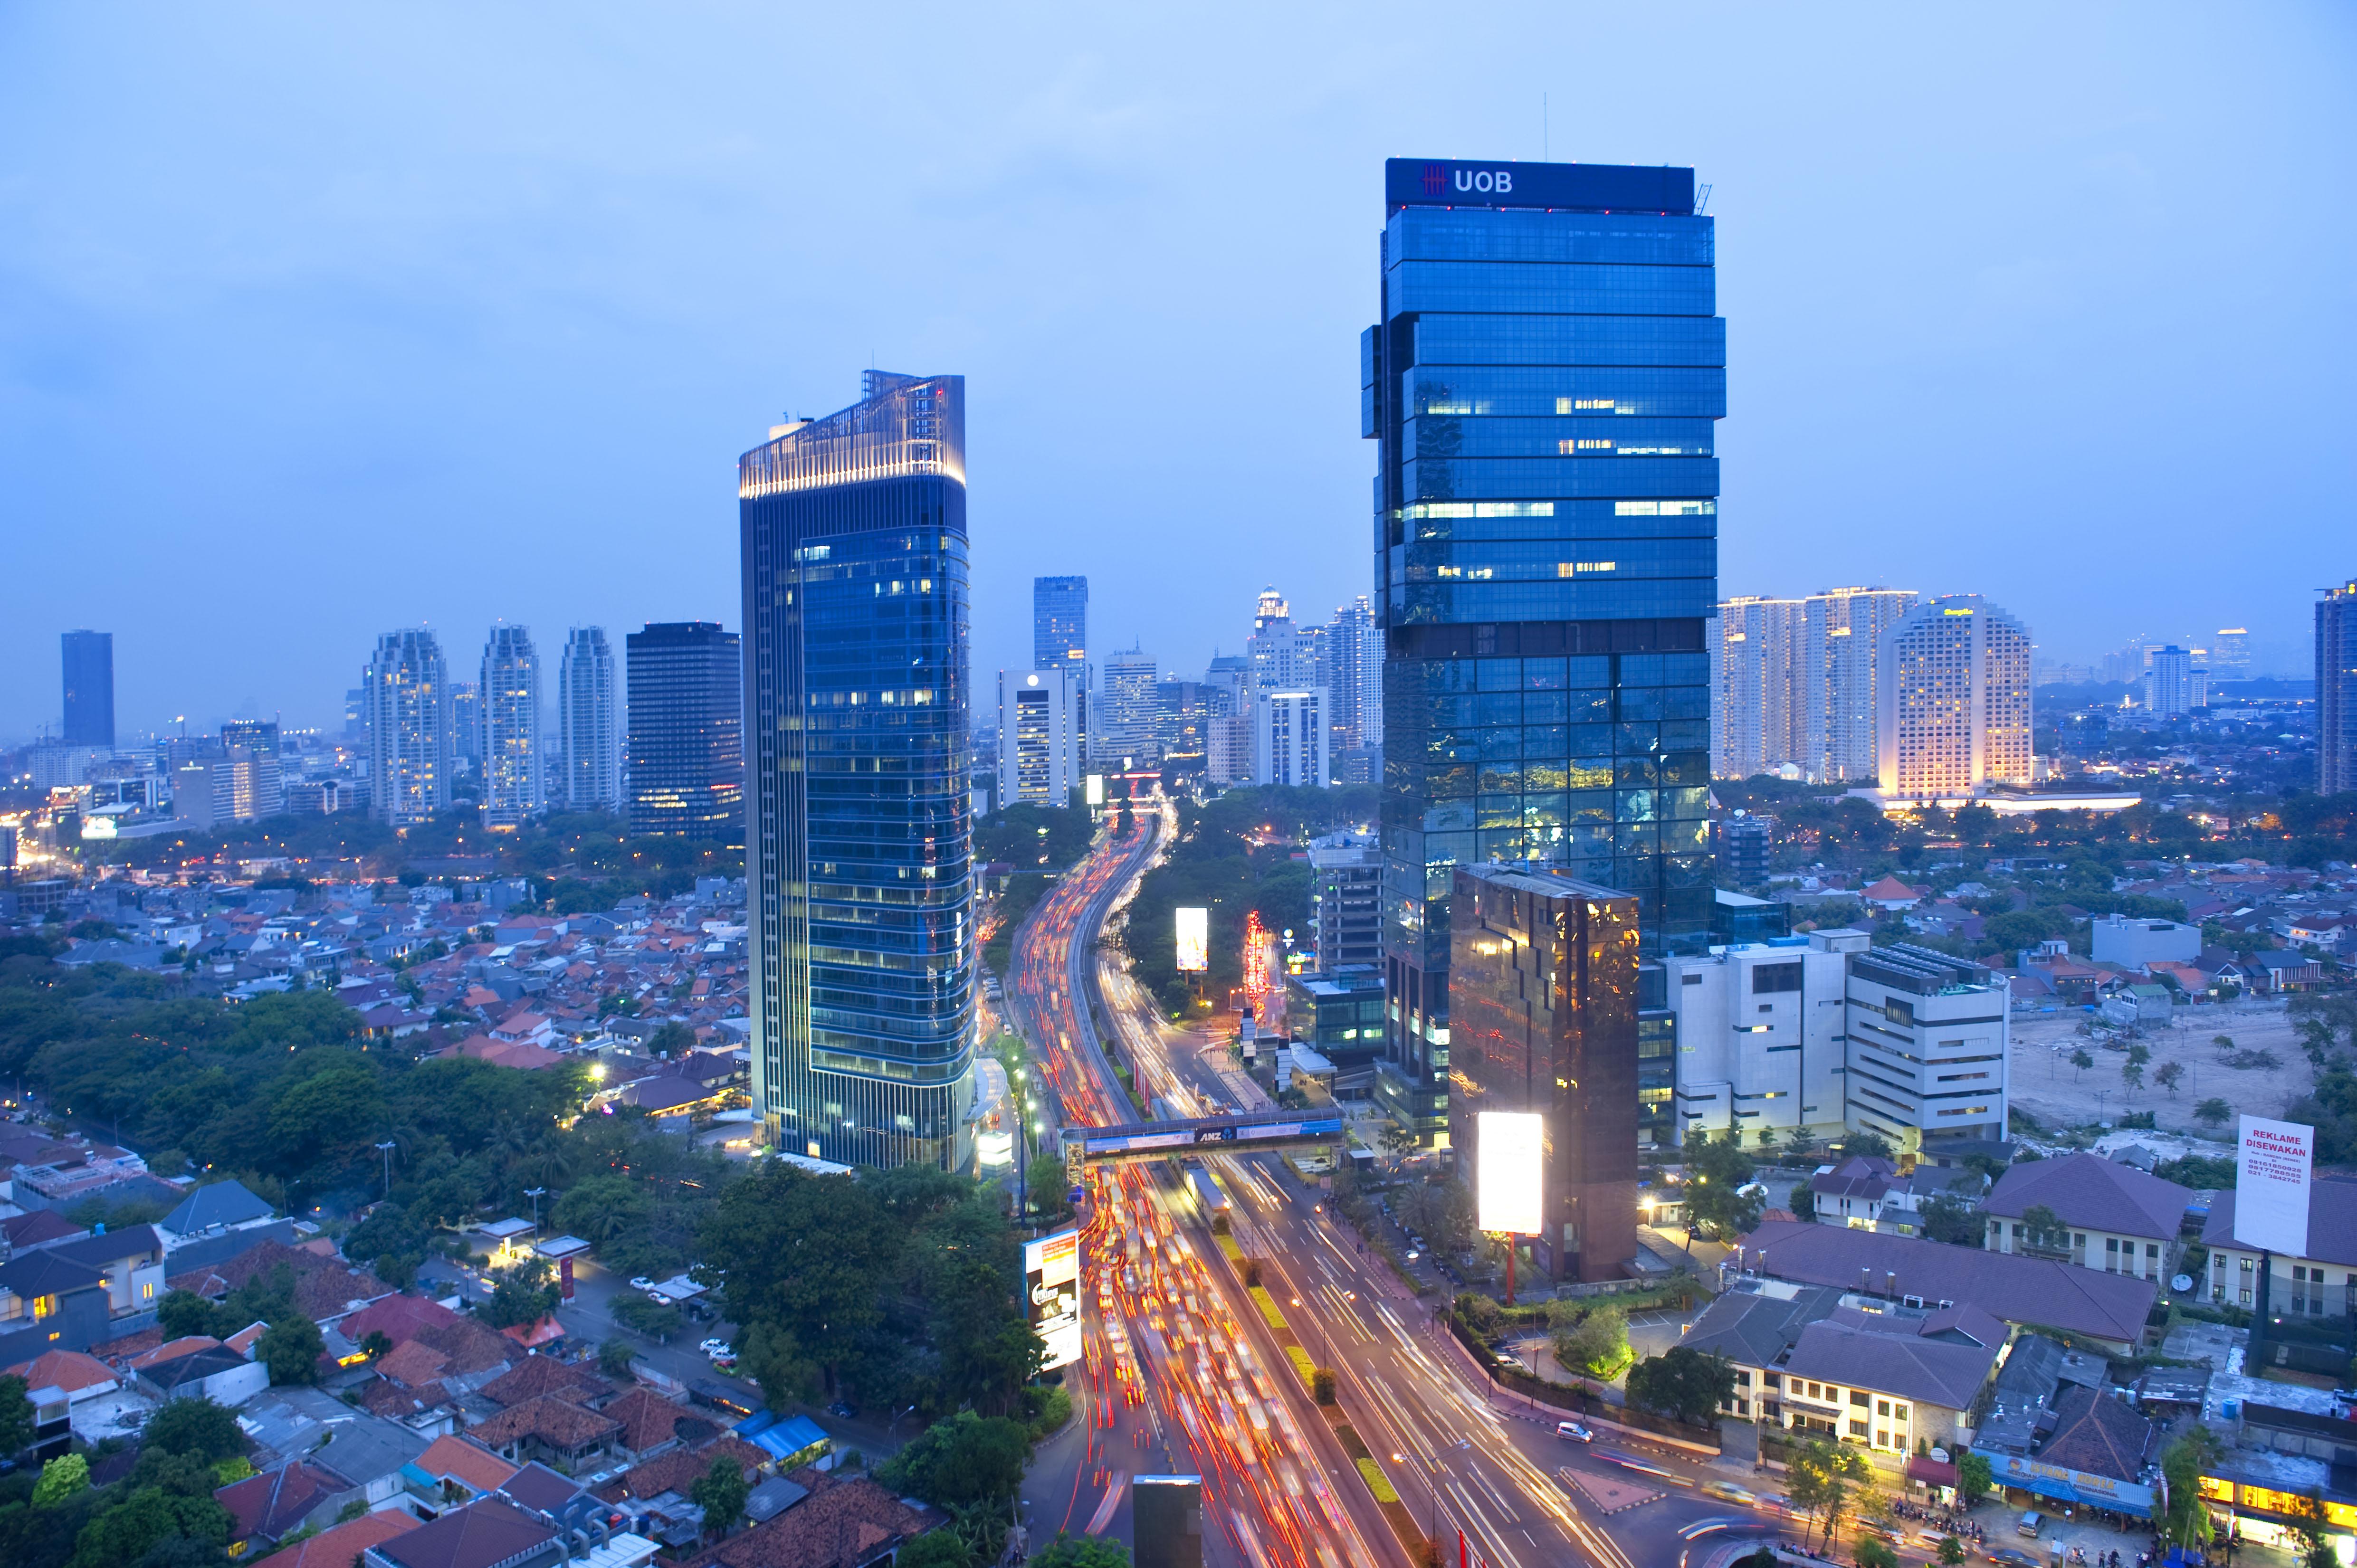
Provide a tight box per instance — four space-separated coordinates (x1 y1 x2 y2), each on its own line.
364 629 452 826
448 682 482 771
60 630 114 749
2145 645 2194 718
1253 689 1329 788
625 622 743 842
2210 627 2252 681
1032 576 1088 674
998 668 1083 808
1097 648 1160 764
1712 597 1805 779
1366 157 1720 1136
1804 587 1916 784
558 627 621 813
741 371 973 1170
1876 596 2033 799
1326 595 1384 769
480 624 541 830
1246 588 1315 696
2320 580 2357 797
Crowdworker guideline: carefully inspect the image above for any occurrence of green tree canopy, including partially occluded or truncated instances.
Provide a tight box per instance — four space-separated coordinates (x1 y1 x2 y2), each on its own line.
1622 1346 1736 1426
689 1458 750 1539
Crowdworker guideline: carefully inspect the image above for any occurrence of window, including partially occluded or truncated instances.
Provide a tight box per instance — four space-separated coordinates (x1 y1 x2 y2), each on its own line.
1876 1430 1890 1448
1850 1390 1870 1408
1753 962 1802 994
1849 1419 1869 1438
1877 1400 1891 1416
1894 1405 1909 1423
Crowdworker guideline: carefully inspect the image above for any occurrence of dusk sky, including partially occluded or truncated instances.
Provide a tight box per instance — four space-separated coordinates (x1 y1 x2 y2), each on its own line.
3 3 2350 740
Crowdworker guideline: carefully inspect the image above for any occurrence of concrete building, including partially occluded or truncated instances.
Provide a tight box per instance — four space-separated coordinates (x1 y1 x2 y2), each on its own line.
1664 929 1854 1148
1447 864 1639 1283
1205 713 1252 787
1981 1152 2193 1283
623 622 742 843
1097 647 1159 765
1308 831 1383 970
1713 596 1806 780
1326 593 1383 756
997 668 1083 808
60 629 114 750
2090 914 2202 969
1245 587 1315 700
1875 596 2033 801
557 627 621 814
480 624 542 830
2321 578 2357 797
1253 689 1328 789
1843 943 2009 1149
364 629 452 826
1711 815 1772 886
1804 588 1917 785
1283 966 1387 1075
2202 1178 2357 1311
2144 645 2195 718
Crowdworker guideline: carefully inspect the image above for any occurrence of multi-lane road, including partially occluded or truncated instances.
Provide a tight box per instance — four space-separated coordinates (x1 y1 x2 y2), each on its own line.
1002 797 1804 1568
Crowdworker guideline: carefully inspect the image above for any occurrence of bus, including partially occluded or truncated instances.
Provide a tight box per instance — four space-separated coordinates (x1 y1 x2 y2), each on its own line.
1186 1167 1230 1216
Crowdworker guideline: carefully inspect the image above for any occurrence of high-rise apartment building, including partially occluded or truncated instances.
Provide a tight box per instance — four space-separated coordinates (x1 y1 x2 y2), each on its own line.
1153 678 1215 761
2210 627 2252 681
1309 832 1384 970
1448 864 1640 1283
2320 580 2357 797
1246 588 1316 697
364 629 452 826
1366 157 1720 1139
480 624 541 830
219 720 282 821
449 682 482 770
1206 713 1252 786
1326 594 1384 760
1875 596 2033 799
741 371 973 1170
2144 645 2194 719
1097 648 1159 764
1253 689 1329 788
1713 597 1806 779
998 668 1083 808
558 627 621 813
625 622 743 842
1805 588 1916 784
60 630 114 750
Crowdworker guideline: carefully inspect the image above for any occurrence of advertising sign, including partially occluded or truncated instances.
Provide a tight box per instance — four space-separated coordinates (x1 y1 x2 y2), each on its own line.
1024 1227 1083 1370
1175 907 1208 973
1476 1111 1544 1235
2234 1115 2313 1256
1086 774 1105 807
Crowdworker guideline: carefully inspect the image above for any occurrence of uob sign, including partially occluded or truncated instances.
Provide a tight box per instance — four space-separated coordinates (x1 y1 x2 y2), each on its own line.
1421 162 1514 197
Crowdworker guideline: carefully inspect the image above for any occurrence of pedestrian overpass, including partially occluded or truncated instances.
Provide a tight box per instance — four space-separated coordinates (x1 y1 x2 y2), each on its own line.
1059 1109 1346 1180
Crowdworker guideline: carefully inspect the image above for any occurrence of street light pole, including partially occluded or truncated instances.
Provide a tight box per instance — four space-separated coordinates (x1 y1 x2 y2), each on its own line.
374 1140 397 1201
525 1186 546 1233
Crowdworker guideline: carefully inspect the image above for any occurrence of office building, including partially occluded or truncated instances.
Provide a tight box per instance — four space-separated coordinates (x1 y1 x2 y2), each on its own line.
1842 943 2009 1147
1309 831 1383 970
1205 713 1252 786
1365 157 1721 1142
1253 688 1329 788
625 622 743 842
1665 930 1853 1148
1284 966 1388 1074
60 630 114 750
998 668 1083 808
1804 588 1916 784
1033 576 1088 675
218 721 282 821
1153 678 1215 761
1713 597 1806 779
479 624 541 829
363 630 451 826
1712 815 1772 886
1097 648 1160 765
1447 864 1640 1283
1246 588 1316 698
171 743 277 830
2144 645 2194 719
557 627 621 813
1875 596 2033 800
2209 627 2252 681
740 370 974 1169
1327 595 1383 781
2322 581 2357 797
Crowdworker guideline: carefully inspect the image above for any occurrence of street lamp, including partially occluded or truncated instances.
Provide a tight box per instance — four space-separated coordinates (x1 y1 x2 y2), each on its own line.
374 1140 397 1200
525 1187 547 1234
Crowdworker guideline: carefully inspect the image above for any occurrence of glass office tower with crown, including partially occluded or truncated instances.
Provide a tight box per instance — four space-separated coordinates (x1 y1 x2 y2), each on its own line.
741 371 975 1170
1365 158 1721 1147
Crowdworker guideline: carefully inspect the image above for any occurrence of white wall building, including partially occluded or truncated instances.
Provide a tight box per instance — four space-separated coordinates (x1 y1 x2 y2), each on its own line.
1714 596 1807 780
2090 915 2202 969
479 624 542 829
1206 713 1253 786
1097 647 1160 765
1253 688 1329 789
364 628 451 826
997 667 1083 808
1843 943 2010 1147
1806 587 1917 784
558 626 621 813
1666 930 1856 1146
1875 595 2033 800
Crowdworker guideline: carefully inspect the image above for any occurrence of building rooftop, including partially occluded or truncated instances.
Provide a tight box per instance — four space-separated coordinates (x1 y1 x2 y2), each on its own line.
1983 1151 2194 1240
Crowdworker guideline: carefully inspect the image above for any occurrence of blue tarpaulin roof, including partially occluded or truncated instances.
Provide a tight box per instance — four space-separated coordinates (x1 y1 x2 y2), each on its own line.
743 1413 830 1461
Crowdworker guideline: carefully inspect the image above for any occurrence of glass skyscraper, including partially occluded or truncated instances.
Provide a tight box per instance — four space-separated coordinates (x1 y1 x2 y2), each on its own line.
1032 576 1088 674
61 630 114 749
740 371 974 1170
1365 158 1721 1146
624 622 744 844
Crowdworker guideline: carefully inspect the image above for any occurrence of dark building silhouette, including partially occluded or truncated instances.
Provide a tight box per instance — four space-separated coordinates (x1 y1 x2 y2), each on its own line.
624 622 742 844
60 629 114 749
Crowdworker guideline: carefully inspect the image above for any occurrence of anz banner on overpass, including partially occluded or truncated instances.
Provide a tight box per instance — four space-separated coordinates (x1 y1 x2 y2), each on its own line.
1074 1115 1345 1161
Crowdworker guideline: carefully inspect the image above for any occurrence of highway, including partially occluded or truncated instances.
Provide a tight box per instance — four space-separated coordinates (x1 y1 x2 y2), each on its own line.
1007 796 1813 1568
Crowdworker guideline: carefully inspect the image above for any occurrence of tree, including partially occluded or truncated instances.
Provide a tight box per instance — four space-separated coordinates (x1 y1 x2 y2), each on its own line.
1024 1155 1070 1216
1788 1438 1873 1549
1852 1540 1898 1568
0 1372 33 1459
1031 1534 1132 1568
645 1021 697 1056
358 1330 394 1362
551 1174 655 1245
1552 1305 1635 1381
878 1412 1031 1515
1622 1347 1736 1427
2160 1427 2222 1550
2070 1048 2095 1080
597 1339 639 1380
156 1290 219 1342
2155 1061 2185 1095
2122 1057 2145 1092
2018 1203 2071 1257
481 1255 562 1330
1685 1130 1763 1242
698 1165 900 1395
1839 1129 1895 1161
609 1293 685 1340
1937 1536 1966 1566
1311 1368 1336 1405
66 1485 229 1568
894 1533 977 1568
256 1315 324 1386
689 1458 750 1539
1789 1182 1818 1223
34 1453 91 1506
141 1397 245 1463
1919 1191 1983 1247
1781 1126 1819 1164
2196 1097 2233 1128
1956 1451 1993 1508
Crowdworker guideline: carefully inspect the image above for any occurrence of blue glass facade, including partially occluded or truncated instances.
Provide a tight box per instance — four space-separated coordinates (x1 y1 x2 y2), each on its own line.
741 372 974 1169
1366 159 1721 1146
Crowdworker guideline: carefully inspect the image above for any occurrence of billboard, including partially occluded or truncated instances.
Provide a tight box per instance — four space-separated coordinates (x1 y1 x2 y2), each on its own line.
1086 774 1105 807
1477 1111 1544 1236
2234 1116 2313 1256
1175 907 1208 973
1024 1227 1083 1371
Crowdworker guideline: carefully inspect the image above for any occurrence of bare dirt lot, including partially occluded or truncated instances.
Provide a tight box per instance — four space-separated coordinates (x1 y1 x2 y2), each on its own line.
2008 998 2309 1142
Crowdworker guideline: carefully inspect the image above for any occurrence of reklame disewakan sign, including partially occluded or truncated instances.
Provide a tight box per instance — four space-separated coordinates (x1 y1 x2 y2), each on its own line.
2234 1115 2313 1257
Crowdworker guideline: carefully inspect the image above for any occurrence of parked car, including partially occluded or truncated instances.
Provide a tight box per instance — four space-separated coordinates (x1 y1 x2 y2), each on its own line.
628 1276 655 1292
2016 1511 2043 1539
647 1291 674 1306
699 1339 734 1359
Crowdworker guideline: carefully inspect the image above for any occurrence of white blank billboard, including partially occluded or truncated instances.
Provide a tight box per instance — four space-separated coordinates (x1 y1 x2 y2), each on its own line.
1477 1111 1544 1236
2234 1115 2312 1256
1175 907 1208 973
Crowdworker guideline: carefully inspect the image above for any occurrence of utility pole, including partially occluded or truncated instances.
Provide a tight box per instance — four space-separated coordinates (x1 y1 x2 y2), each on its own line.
525 1186 547 1234
374 1140 397 1201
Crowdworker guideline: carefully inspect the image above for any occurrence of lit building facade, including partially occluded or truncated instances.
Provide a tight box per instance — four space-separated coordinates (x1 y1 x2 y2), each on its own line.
1713 597 1806 780
1875 596 2033 799
1448 863 1641 1283
1097 648 1160 764
479 623 542 829
2144 645 2194 719
364 628 451 826
1366 157 1721 1145
2210 627 2252 680
741 371 974 1170
558 627 621 813
1032 576 1088 675
1327 595 1384 780
998 667 1083 808
2322 580 2357 797
625 622 743 842
1253 688 1329 788
60 630 114 750
1805 588 1917 784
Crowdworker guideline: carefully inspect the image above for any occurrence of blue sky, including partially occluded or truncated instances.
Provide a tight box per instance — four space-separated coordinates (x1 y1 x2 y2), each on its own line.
2 2 2350 739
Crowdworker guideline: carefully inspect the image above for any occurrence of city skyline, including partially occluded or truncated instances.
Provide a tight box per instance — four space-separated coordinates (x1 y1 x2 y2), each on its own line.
4 6 2349 739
